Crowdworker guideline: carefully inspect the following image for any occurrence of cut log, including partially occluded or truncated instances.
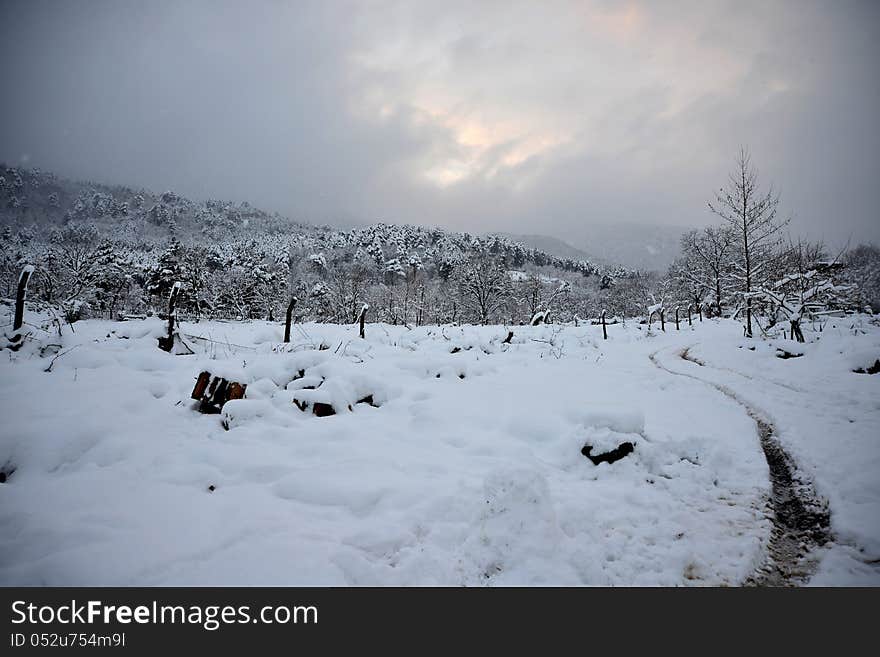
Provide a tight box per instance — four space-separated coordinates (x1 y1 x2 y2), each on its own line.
312 402 336 417
191 371 211 399
190 371 247 413
227 382 246 401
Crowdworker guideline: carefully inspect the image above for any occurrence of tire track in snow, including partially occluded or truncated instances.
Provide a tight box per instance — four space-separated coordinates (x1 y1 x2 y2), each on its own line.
649 346 831 586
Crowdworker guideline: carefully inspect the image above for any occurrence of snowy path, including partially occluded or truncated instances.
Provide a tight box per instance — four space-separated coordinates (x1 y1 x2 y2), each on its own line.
653 324 880 586
650 346 831 585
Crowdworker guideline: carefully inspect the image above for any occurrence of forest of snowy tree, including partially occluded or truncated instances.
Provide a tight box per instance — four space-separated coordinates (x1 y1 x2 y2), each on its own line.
1 163 878 332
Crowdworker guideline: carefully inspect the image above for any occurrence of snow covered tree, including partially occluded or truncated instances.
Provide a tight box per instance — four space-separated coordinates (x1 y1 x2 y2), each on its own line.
755 240 854 341
146 238 183 303
329 260 371 323
0 226 22 297
709 149 788 337
180 245 220 321
250 261 284 320
91 240 131 318
677 226 735 317
49 224 101 314
33 247 61 304
384 257 405 286
842 244 880 313
458 256 512 324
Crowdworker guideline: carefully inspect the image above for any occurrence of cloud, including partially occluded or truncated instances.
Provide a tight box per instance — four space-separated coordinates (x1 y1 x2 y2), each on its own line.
1 0 878 248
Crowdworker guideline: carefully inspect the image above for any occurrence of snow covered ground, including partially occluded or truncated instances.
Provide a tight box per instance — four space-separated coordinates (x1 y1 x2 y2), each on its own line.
1 308 878 585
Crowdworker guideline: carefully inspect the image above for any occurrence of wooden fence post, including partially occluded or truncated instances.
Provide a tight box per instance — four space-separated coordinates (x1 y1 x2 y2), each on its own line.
358 303 368 339
13 265 34 332
660 310 665 332
601 309 607 340
675 307 680 330
284 296 297 343
158 282 189 353
167 282 180 338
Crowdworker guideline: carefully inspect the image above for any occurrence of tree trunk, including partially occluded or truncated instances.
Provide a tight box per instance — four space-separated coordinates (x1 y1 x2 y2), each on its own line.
744 225 753 337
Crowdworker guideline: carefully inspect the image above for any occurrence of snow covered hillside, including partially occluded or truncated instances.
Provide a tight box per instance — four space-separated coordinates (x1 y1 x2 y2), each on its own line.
1 309 878 585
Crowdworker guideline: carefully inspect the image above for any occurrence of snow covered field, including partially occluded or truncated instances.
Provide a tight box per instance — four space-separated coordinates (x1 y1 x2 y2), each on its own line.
1 309 878 585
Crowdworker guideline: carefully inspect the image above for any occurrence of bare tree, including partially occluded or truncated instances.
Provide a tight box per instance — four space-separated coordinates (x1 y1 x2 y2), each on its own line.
458 257 511 324
709 149 788 337
678 226 735 317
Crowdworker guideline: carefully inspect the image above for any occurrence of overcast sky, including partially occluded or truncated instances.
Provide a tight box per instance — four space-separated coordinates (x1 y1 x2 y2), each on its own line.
1 0 878 248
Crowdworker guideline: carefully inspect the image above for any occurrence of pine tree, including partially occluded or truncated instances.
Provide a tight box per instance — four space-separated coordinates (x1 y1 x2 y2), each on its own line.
146 238 183 302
